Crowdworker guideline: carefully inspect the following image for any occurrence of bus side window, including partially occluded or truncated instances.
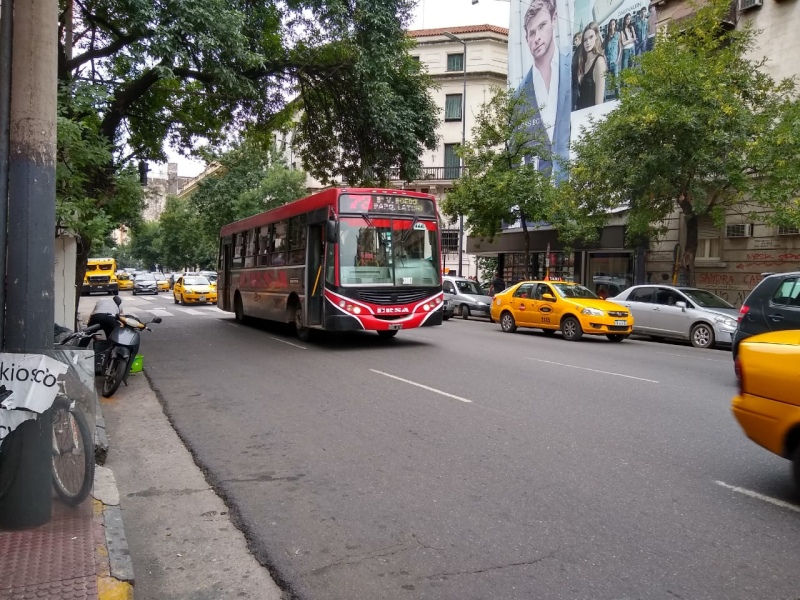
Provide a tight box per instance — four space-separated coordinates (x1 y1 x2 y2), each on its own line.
244 229 257 268
272 221 287 266
258 225 271 267
233 233 245 268
288 215 306 266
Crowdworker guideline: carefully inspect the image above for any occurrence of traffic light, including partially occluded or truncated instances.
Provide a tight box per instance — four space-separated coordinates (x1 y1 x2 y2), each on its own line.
138 160 148 186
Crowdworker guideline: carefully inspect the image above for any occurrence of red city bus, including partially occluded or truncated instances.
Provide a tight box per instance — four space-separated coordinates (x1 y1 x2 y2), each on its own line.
218 187 444 340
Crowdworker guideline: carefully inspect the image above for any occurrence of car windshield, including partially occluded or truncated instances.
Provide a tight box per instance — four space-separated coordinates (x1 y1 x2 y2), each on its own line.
338 216 440 286
680 288 734 309
135 274 156 281
553 283 599 299
454 280 485 295
184 277 210 286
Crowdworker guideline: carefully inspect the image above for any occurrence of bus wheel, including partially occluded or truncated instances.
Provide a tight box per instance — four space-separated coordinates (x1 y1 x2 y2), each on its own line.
234 294 246 323
295 308 311 342
377 330 398 339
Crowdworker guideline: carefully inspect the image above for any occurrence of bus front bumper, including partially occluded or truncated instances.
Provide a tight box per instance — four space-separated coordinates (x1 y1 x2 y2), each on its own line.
325 310 443 332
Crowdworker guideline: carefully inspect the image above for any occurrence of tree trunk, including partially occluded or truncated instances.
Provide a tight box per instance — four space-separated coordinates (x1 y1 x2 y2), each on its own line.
682 212 698 288
520 210 531 279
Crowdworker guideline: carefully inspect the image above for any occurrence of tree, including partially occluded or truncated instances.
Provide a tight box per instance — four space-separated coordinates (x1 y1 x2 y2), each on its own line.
128 221 162 272
188 139 308 244
58 0 438 271
159 196 216 271
441 89 558 279
563 0 800 283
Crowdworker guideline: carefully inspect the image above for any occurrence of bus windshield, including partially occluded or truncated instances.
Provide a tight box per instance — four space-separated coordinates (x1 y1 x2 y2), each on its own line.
339 216 440 286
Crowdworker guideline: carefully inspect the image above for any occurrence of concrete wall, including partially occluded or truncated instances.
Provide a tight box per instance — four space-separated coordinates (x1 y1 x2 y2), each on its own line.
54 234 77 329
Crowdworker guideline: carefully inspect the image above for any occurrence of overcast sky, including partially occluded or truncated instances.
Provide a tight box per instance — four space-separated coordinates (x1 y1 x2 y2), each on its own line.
161 1 512 178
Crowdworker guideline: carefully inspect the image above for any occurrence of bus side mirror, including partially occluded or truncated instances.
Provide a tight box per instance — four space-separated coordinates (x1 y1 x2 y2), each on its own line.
326 220 337 244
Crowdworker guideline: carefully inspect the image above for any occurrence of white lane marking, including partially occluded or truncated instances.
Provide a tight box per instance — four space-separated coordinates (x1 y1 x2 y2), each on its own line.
148 309 173 317
715 480 800 513
527 358 659 383
268 336 307 350
175 308 206 316
370 369 473 403
654 351 728 363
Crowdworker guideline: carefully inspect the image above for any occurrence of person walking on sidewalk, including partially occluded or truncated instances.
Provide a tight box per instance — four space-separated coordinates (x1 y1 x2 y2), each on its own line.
489 272 506 296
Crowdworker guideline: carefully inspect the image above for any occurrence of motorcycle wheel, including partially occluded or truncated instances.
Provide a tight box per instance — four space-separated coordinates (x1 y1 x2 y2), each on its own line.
102 356 126 398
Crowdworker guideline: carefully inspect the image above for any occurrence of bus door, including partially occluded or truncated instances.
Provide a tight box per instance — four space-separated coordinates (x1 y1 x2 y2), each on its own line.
306 208 329 327
220 238 233 312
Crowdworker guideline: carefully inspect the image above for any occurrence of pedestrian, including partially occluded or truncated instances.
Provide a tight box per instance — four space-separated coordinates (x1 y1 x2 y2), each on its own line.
489 271 506 296
88 295 122 338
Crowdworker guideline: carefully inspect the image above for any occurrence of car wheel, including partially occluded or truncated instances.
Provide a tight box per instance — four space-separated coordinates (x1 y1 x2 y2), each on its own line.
541 328 556 336
173 294 179 304
500 311 516 333
606 334 627 342
180 294 187 306
561 316 583 341
377 330 398 339
460 305 470 320
690 323 714 349
234 294 246 323
793 444 800 489
295 307 311 342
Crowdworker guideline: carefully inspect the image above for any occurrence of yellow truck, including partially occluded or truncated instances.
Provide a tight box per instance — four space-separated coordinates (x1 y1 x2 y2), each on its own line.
82 257 119 295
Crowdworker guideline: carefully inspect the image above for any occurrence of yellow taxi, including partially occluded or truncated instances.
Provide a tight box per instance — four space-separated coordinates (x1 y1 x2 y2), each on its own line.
490 279 633 342
151 272 170 292
732 330 800 488
173 274 217 305
117 272 134 291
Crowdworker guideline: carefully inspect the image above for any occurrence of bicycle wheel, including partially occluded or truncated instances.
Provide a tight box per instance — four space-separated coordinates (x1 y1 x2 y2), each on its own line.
102 355 126 398
0 427 23 500
51 397 94 506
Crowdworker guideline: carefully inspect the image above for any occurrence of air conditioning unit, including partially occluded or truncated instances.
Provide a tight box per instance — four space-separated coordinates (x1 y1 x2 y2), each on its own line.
777 226 800 236
739 0 762 11
725 223 752 238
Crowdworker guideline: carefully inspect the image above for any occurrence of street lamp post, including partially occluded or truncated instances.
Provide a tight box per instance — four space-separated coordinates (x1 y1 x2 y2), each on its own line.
443 31 466 277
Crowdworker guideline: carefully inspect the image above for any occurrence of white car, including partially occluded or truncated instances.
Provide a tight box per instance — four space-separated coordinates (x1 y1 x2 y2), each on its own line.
609 285 739 349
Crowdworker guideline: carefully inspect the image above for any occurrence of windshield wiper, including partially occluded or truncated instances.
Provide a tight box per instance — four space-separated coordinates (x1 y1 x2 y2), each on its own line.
361 213 376 229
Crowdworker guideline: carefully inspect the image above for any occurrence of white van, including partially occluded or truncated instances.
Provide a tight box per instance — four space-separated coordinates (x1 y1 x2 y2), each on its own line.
442 276 494 320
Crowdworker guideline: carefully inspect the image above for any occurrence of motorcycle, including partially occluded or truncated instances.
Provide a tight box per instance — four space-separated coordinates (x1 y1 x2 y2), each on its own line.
100 297 161 398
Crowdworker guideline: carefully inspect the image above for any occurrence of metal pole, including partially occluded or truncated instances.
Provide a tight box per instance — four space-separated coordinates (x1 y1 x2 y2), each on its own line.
458 39 466 277
0 0 59 530
0 0 14 348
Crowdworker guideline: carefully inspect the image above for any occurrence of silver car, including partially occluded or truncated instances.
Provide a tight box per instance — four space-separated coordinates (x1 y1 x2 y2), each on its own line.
442 276 493 320
609 285 738 349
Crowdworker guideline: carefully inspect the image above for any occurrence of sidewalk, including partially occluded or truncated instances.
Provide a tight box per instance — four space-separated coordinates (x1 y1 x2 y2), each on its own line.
0 304 135 600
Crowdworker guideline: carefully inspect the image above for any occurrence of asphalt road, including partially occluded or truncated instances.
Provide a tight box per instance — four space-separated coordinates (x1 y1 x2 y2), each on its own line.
122 292 800 600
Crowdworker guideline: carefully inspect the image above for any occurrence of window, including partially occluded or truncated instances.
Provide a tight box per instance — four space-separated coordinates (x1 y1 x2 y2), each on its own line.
411 55 420 62
244 229 258 268
232 233 245 268
258 225 272 266
444 143 461 179
514 284 533 299
288 215 307 265
772 278 800 307
655 288 683 307
535 284 554 300
272 221 287 265
778 226 800 236
443 281 456 294
445 94 463 121
629 287 655 303
446 53 464 72
697 238 721 260
441 229 459 253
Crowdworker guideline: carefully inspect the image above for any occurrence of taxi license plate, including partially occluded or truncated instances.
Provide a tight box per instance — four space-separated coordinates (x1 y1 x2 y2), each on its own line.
198 295 206 302
615 320 627 326
388 323 402 331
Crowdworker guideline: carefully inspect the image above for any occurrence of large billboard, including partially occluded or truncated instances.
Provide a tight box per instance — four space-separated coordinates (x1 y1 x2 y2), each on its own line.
508 0 657 176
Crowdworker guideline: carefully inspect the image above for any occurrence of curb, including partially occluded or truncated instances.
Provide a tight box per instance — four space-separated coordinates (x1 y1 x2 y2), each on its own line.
93 398 136 600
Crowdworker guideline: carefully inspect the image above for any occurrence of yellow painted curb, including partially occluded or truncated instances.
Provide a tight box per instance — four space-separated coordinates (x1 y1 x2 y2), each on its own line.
97 576 134 600
93 498 105 516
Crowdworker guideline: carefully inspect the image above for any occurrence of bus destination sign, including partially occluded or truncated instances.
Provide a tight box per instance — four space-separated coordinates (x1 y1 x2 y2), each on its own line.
340 194 436 217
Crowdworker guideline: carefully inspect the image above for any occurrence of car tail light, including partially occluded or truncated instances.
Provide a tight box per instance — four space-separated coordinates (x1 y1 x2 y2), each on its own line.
735 357 743 389
737 305 750 323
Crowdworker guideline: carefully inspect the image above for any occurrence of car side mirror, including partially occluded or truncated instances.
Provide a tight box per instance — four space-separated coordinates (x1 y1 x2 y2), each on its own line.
326 219 337 244
113 295 122 306
676 301 687 311
542 293 556 302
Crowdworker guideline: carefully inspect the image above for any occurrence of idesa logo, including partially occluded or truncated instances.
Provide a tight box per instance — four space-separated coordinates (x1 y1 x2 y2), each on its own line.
376 307 410 314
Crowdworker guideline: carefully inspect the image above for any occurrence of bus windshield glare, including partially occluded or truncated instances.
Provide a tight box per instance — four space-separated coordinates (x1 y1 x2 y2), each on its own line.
339 216 441 286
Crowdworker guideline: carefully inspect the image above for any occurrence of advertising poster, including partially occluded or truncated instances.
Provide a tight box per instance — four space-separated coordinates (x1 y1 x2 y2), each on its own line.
508 0 657 172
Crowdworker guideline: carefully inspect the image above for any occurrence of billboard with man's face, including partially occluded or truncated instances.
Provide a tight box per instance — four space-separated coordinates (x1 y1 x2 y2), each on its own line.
508 0 657 175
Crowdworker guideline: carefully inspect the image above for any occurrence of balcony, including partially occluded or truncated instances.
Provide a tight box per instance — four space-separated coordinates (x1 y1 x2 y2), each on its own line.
388 166 464 182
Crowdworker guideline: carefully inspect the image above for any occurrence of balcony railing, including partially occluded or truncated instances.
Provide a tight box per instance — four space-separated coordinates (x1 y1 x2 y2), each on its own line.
387 166 464 182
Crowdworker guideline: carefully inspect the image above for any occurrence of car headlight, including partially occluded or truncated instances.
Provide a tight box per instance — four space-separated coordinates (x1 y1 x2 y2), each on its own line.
714 315 737 328
476 301 487 306
581 308 605 317
185 288 193 294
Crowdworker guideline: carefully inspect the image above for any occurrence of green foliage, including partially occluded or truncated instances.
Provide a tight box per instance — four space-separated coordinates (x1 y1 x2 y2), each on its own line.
128 222 162 272
441 88 558 278
159 197 216 270
188 140 308 242
563 0 800 277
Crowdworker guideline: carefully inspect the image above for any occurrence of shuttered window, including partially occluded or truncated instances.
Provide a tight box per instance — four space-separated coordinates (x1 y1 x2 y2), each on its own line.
446 53 463 72
445 94 463 121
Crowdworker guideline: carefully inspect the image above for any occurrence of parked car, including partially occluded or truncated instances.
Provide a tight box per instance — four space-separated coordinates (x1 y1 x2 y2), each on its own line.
490 280 633 341
609 285 738 349
132 272 159 295
731 330 800 488
442 276 493 320
173 274 217 305
733 271 800 358
117 272 133 291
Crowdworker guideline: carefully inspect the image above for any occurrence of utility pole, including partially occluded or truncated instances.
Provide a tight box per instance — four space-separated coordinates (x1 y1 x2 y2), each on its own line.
0 0 59 529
